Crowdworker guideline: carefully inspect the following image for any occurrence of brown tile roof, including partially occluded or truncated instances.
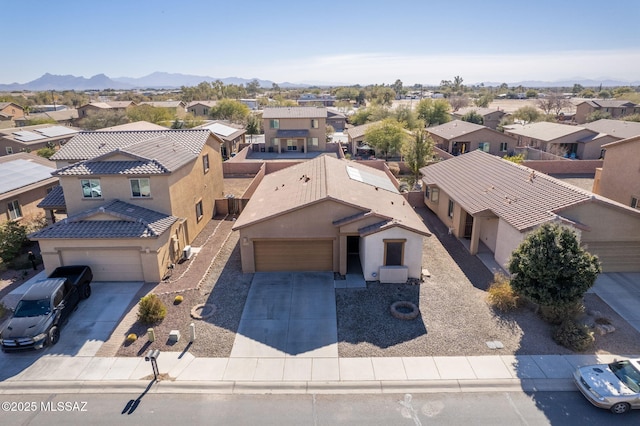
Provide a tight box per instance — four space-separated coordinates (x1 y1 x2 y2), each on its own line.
233 155 430 236
582 119 640 140
139 101 186 108
262 106 327 119
426 120 488 140
580 100 636 108
30 199 178 239
453 107 506 117
503 121 593 141
96 121 166 132
420 150 594 231
346 122 378 140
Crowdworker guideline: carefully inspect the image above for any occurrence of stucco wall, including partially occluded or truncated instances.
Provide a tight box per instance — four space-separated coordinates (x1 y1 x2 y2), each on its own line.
597 140 640 207
494 219 525 271
561 202 640 243
1 182 58 225
478 216 499 253
361 227 424 280
522 159 603 175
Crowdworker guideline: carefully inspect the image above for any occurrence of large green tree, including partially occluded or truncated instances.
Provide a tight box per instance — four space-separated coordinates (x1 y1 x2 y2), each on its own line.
461 110 483 125
126 105 174 124
513 106 541 124
415 98 451 126
508 223 601 313
210 99 250 122
77 110 129 130
403 130 434 187
364 118 408 159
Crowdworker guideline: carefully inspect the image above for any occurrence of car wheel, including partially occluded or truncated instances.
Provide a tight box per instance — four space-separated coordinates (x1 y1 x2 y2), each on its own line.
610 402 630 414
48 326 60 346
81 285 91 299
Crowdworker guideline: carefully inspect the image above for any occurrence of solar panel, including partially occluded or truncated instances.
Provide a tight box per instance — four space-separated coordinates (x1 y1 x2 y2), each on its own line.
0 159 55 194
35 126 78 138
346 165 398 193
13 131 45 142
206 123 237 137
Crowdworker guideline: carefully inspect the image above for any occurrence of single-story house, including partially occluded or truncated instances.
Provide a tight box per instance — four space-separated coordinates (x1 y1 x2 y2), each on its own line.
426 120 517 156
0 124 80 156
187 101 217 117
421 150 640 272
197 121 246 159
451 107 507 130
575 100 638 124
233 155 431 282
503 121 602 159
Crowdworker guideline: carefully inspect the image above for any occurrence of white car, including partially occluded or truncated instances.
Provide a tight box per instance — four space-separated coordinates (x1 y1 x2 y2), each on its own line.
573 359 640 414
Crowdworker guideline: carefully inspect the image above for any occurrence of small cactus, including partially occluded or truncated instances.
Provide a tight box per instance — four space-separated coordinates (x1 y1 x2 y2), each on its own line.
174 295 184 305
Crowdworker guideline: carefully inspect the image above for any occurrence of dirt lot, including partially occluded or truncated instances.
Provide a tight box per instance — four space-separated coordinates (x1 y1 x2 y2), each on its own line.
111 207 640 358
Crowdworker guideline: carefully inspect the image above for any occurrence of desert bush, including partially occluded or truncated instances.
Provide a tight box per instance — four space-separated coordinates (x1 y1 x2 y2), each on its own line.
0 221 27 262
137 294 167 325
553 319 594 351
486 273 520 312
387 162 400 177
540 301 585 325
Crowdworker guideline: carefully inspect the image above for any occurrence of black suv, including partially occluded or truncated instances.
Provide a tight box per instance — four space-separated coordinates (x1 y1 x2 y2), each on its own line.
1 272 91 352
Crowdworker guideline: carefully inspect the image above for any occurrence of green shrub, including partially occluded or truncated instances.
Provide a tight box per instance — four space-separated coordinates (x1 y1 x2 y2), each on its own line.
553 319 594 352
540 301 584 325
486 273 519 312
137 294 167 325
0 221 27 262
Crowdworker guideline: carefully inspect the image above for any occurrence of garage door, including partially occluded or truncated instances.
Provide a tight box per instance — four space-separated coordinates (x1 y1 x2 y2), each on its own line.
254 240 333 272
61 249 144 281
584 241 640 272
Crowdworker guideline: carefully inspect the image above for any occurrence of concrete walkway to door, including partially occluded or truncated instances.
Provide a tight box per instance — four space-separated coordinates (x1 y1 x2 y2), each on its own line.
230 272 338 358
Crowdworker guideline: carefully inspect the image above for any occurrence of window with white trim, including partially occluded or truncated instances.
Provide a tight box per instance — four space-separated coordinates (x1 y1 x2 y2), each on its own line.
310 137 318 146
81 179 102 198
499 142 508 152
203 154 210 173
448 199 454 218
195 200 203 221
130 178 151 198
270 119 279 129
479 142 490 152
632 197 640 209
7 200 22 220
6 147 13 154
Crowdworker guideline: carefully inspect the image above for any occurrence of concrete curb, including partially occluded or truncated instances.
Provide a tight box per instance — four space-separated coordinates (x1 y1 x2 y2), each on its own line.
0 378 576 395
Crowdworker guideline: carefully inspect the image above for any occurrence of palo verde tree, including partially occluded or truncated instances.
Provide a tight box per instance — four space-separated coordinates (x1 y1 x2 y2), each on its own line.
461 110 483 125
508 223 601 321
403 130 434 188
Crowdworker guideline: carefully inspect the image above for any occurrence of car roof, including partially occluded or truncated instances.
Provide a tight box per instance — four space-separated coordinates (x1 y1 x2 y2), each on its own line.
21 279 64 300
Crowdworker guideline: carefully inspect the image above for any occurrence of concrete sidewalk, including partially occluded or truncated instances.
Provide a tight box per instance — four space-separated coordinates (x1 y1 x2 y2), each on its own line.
2 352 636 395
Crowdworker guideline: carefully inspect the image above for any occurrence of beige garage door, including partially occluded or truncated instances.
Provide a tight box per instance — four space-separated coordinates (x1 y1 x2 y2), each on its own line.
254 240 333 272
61 249 144 281
584 241 640 273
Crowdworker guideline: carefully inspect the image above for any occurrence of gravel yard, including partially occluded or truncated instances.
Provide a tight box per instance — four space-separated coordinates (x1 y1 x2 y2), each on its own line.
113 207 640 358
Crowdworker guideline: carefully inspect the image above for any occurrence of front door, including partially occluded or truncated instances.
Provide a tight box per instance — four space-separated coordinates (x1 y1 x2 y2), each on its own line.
464 213 474 238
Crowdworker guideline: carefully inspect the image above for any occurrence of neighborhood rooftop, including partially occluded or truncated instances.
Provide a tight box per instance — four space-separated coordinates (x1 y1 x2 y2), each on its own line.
50 129 214 161
420 150 595 231
582 119 640 140
0 155 56 195
233 154 429 235
503 121 590 141
262 106 327 119
426 120 488 139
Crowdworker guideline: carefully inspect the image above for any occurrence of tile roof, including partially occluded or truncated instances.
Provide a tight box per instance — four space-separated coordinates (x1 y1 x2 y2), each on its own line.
420 150 593 231
503 121 593 141
453 107 506 117
54 160 169 176
346 122 378 139
0 153 57 195
29 199 178 239
233 155 430 236
187 100 217 108
426 120 488 140
262 106 327 119
50 129 213 162
83 102 112 109
140 101 185 108
37 185 65 209
581 100 637 108
602 134 640 149
582 119 640 140
96 121 167 131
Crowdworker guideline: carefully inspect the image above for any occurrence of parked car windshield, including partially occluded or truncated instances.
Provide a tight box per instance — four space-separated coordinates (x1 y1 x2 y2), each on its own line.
13 298 51 317
609 361 640 393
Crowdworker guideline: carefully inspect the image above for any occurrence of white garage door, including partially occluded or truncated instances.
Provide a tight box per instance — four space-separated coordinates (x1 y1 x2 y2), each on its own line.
61 249 144 281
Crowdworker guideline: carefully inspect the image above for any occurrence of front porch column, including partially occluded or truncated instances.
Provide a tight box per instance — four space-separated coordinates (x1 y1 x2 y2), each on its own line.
469 216 481 255
339 234 347 276
303 138 308 154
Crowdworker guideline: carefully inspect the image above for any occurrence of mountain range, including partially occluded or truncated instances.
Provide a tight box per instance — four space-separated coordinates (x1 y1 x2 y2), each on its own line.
0 72 637 92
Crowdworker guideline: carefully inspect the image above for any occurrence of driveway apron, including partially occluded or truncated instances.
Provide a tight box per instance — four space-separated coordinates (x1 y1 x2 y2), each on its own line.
230 272 337 357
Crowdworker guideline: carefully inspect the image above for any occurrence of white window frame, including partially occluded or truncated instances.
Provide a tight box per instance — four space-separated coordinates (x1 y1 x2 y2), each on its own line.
270 119 279 129
479 142 490 152
203 154 210 173
130 178 151 198
499 142 508 152
448 199 454 218
310 137 319 146
7 199 22 220
6 147 13 154
311 119 319 129
632 197 640 209
81 179 102 199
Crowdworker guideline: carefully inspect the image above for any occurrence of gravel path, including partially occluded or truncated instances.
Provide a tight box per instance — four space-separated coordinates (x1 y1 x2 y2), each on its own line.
112 206 640 358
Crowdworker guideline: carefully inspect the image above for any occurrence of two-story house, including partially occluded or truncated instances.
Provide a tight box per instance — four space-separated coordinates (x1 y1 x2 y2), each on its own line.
575 100 638 124
77 101 135 119
426 120 517 157
593 135 640 210
262 107 328 154
451 107 507 130
30 129 224 282
187 101 217 117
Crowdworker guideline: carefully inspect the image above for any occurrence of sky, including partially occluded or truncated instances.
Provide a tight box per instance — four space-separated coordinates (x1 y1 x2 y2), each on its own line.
3 0 640 86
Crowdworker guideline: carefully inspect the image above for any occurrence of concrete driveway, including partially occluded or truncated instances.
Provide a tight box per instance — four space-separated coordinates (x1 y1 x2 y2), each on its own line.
0 280 142 365
591 272 640 333
231 272 337 358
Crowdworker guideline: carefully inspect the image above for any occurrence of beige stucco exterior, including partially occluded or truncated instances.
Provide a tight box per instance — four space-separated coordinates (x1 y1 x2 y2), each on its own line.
33 133 224 282
263 116 327 153
594 137 640 209
429 128 517 157
575 102 638 124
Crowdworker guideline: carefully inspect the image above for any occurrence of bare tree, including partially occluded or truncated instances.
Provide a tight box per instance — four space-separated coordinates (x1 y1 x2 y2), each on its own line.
537 93 570 116
449 95 470 112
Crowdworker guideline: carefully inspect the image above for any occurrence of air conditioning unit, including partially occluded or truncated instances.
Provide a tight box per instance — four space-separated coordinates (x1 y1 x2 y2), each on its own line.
182 245 192 261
